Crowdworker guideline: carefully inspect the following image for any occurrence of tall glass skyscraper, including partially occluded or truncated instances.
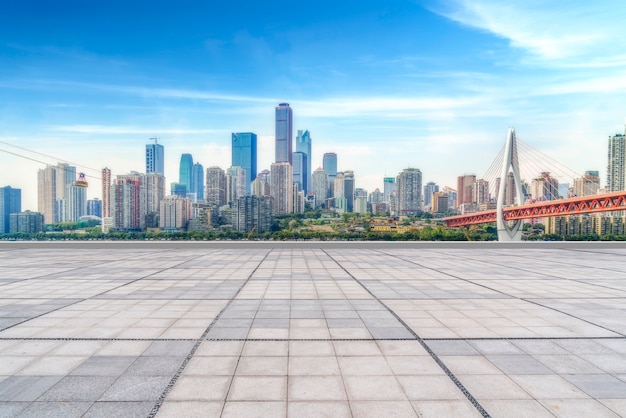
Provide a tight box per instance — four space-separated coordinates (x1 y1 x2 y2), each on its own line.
323 153 337 180
0 186 21 234
296 130 312 193
179 154 194 194
192 163 204 200
275 103 293 164
232 132 257 194
146 139 164 175
292 151 308 193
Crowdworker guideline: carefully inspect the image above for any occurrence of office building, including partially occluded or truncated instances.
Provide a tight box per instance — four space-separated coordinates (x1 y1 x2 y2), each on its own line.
146 139 164 175
87 198 102 218
206 166 226 207
192 162 204 200
323 153 337 180
179 154 194 194
432 192 449 214
312 168 329 208
37 165 57 224
0 186 21 234
344 170 355 212
232 195 274 233
457 174 476 207
270 162 293 214
607 128 626 192
145 173 165 215
573 171 601 197
334 172 345 199
226 166 247 205
66 182 87 222
530 172 559 201
296 130 312 192
397 168 422 216
232 132 258 194
9 211 44 234
159 196 192 231
292 151 308 193
355 196 368 214
423 182 439 207
102 167 111 218
275 103 293 164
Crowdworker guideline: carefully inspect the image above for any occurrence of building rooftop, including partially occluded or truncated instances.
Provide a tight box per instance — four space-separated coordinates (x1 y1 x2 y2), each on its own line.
0 242 625 417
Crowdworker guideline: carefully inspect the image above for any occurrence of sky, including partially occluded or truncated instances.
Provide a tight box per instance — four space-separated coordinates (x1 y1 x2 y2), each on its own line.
1 0 626 210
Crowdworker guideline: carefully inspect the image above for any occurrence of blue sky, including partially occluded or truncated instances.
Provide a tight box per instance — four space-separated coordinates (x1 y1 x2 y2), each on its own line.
2 0 626 210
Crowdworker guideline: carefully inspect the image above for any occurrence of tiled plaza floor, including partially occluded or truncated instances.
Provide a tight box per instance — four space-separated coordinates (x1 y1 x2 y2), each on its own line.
0 242 625 417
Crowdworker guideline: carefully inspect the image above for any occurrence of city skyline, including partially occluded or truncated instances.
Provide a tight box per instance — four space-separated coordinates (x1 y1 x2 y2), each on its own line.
1 1 625 210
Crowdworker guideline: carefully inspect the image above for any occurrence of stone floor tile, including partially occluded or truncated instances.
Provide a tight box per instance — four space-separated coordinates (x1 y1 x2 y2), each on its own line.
14 401 92 418
397 375 465 401
70 356 136 376
343 376 407 401
39 376 116 401
166 376 231 401
184 356 239 376
241 341 289 357
456 374 531 400
0 376 61 401
222 401 286 418
338 356 393 376
227 376 287 401
480 399 554 418
540 398 621 418
350 400 418 417
82 401 155 418
564 374 626 399
99 375 171 401
289 341 335 356
411 400 483 418
288 375 347 401
288 401 351 417
156 401 223 417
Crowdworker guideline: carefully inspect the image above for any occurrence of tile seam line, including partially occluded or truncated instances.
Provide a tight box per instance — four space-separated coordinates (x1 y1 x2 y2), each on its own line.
321 248 491 418
0 249 219 333
147 248 272 418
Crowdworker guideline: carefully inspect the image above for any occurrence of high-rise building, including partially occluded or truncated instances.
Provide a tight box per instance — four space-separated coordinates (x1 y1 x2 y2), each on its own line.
293 183 305 214
145 173 165 214
530 172 560 201
456 174 476 207
232 132 258 194
423 182 439 207
251 177 270 197
54 163 77 223
192 163 204 200
0 186 21 234
292 151 308 193
87 198 102 218
472 179 490 205
232 195 274 233
275 103 293 164
607 129 626 192
37 165 57 224
323 153 337 181
206 166 226 206
258 169 270 184
66 182 87 222
270 162 293 214
159 196 192 231
397 168 422 216
383 177 396 205
226 166 247 204
432 192 449 214
344 171 355 212
110 172 146 231
9 211 44 234
355 196 368 214
179 154 194 194
102 167 111 218
333 172 345 199
573 170 601 197
146 139 164 175
312 167 328 208
296 130 312 192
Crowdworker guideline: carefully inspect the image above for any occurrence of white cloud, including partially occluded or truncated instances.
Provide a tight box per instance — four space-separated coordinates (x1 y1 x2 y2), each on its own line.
49 125 229 135
431 0 626 66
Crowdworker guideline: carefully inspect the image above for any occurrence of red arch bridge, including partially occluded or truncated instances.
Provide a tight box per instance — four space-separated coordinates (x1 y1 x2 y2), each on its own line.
442 191 626 227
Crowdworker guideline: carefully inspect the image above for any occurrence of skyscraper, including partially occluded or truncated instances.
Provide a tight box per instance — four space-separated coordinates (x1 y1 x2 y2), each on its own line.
55 163 76 222
38 165 57 224
159 196 192 231
344 170 355 212
423 181 439 207
607 129 626 192
312 167 328 208
296 130 312 192
232 132 258 194
573 171 601 197
206 166 226 206
0 186 21 234
233 195 274 233
270 162 293 214
457 174 477 207
87 198 102 218
145 173 166 214
226 166 247 204
397 168 422 216
66 182 87 222
110 173 146 231
146 139 164 175
179 154 194 194
275 103 293 164
292 151 308 193
102 167 111 218
323 153 337 180
192 162 204 200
